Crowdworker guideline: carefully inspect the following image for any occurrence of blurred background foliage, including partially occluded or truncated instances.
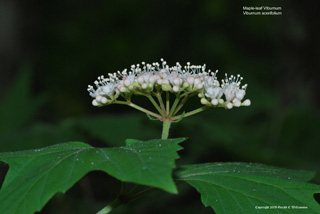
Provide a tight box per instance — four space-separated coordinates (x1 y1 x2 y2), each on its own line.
0 0 319 213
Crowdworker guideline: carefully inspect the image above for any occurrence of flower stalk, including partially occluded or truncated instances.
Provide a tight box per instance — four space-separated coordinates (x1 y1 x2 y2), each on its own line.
161 119 171 140
147 96 165 117
172 106 208 120
114 101 162 119
168 96 180 118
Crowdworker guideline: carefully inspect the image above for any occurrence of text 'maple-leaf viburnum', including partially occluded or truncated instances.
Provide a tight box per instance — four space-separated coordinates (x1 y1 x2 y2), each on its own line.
0 138 185 214
176 162 320 214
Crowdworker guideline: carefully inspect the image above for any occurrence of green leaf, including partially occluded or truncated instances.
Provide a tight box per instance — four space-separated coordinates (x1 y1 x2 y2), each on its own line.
176 162 320 214
125 139 141 146
0 138 185 214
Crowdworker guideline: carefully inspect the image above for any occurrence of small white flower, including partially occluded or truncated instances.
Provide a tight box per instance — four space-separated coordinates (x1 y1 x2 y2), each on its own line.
222 74 247 102
204 71 223 100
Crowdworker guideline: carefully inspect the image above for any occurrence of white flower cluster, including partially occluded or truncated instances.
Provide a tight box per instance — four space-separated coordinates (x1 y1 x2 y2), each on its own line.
87 59 251 109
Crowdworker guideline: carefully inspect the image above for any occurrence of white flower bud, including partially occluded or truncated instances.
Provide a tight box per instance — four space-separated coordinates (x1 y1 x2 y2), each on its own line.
201 98 208 104
243 99 251 106
142 83 148 89
92 99 99 106
226 102 233 109
101 97 108 104
211 99 218 105
173 85 180 92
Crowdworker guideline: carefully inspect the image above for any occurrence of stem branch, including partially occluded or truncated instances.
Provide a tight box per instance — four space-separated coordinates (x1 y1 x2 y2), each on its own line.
168 96 180 117
114 101 162 119
155 93 166 115
147 96 165 117
166 92 170 116
172 95 189 115
172 106 208 120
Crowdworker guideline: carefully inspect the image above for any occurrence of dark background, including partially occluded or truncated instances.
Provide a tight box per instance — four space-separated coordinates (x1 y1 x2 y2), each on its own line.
0 0 319 213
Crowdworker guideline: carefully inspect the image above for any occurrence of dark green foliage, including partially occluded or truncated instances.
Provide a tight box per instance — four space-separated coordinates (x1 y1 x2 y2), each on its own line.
176 163 320 213
0 138 184 214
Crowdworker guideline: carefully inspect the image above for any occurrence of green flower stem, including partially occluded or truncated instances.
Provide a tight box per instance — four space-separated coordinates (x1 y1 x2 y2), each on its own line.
155 93 166 115
168 97 180 117
129 103 162 119
179 92 189 97
97 198 121 214
161 119 171 140
114 101 162 119
147 96 165 117
172 106 208 120
172 95 189 115
166 92 170 115
133 91 149 97
173 92 199 116
114 100 128 105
